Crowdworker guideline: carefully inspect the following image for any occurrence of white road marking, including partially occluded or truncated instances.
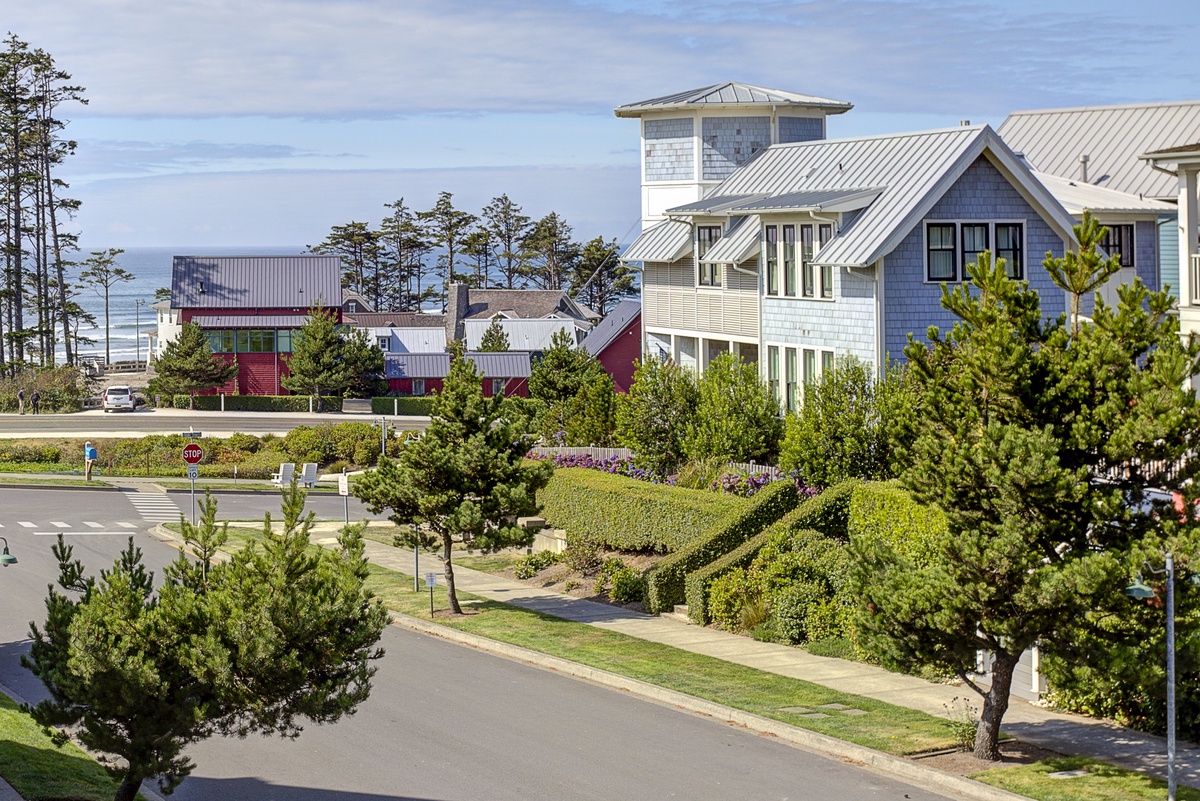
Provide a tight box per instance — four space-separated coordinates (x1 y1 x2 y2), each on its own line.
115 522 137 529
18 521 35 528
82 521 103 528
35 532 133 536
51 521 69 527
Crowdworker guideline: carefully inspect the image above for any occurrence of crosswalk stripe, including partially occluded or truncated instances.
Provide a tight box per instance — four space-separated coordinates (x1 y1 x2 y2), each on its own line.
51 521 69 527
18 521 34 528
83 521 103 528
35 532 133 536
116 522 137 529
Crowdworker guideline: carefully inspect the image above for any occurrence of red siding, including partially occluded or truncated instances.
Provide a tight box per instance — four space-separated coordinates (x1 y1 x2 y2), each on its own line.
181 306 342 323
597 312 641 393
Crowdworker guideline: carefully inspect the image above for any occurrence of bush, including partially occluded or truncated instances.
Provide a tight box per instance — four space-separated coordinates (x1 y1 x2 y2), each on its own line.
644 479 799 614
538 468 751 555
0 365 92 414
371 396 436 416
0 443 61 463
847 481 947 568
172 394 191 409
283 426 336 464
188 394 343 412
685 480 859 624
225 432 260 453
708 567 757 630
594 558 645 604
513 550 560 579
562 540 602 574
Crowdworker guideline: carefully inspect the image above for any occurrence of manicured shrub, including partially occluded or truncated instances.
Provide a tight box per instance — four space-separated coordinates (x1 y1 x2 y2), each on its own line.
644 479 799 614
847 481 947 567
513 550 560 579
371 396 436 416
283 425 336 464
594 558 645 604
537 468 749 555
188 394 343 412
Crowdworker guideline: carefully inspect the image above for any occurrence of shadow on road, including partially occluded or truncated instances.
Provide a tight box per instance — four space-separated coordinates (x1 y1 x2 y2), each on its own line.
174 777 442 801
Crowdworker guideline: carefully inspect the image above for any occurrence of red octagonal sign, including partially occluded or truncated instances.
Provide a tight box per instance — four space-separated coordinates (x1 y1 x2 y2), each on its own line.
182 444 204 465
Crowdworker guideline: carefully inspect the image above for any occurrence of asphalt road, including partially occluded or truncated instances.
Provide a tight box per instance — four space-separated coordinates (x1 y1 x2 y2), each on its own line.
0 487 951 801
0 408 428 439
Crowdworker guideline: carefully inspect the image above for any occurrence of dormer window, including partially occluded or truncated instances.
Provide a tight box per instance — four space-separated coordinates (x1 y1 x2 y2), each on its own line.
697 225 723 286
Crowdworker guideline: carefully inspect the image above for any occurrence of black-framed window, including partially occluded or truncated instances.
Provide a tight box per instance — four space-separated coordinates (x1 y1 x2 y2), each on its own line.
783 225 797 296
996 223 1023 278
819 224 833 298
1100 224 1135 269
800 224 815 297
962 224 989 274
927 223 957 281
765 225 779 295
697 225 723 286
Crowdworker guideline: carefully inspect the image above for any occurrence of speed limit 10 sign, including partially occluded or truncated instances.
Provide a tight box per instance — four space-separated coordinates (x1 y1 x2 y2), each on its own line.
182 443 204 464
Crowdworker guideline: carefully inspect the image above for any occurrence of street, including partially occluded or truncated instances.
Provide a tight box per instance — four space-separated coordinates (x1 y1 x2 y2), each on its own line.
0 408 428 439
0 485 951 801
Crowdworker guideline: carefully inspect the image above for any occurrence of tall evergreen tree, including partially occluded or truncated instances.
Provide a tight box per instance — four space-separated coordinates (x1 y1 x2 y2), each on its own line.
281 307 353 411
528 327 601 404
147 321 237 408
378 198 433 311
80 248 131 365
571 236 636 316
851 249 1200 760
522 212 578 291
311 221 381 306
341 327 386 398
23 488 386 801
418 192 476 311
354 343 553 613
478 315 510 352
481 194 531 289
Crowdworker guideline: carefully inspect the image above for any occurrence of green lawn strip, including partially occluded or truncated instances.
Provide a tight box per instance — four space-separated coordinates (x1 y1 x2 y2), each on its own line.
0 476 110 487
361 563 953 755
973 755 1200 801
0 691 147 801
454 552 525 573
155 480 340 492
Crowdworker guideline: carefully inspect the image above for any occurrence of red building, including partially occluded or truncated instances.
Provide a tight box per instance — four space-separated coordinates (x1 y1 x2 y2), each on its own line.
385 352 531 398
168 255 342 395
582 300 641 392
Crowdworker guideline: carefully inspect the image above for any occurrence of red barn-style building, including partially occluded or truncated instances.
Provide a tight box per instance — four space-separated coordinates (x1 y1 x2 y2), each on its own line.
385 352 531 398
168 255 342 395
582 300 641 393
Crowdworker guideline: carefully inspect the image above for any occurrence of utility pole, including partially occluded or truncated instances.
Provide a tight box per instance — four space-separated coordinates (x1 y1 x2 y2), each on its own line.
134 298 145 369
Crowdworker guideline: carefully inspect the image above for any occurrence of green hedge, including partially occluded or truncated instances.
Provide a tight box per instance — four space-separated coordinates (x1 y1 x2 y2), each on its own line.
178 394 343 412
685 479 860 624
371 396 436 416
537 468 751 554
643 480 799 614
847 481 946 567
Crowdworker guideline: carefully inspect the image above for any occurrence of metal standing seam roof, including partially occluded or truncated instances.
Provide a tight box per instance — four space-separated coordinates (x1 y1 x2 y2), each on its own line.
582 300 641 357
1031 171 1175 216
370 327 446 353
998 101 1200 200
621 219 694 263
664 194 773 214
344 312 446 328
171 255 342 309
189 314 310 328
700 215 761 264
615 82 852 116
703 124 1078 267
384 352 532 380
721 187 883 214
464 319 580 351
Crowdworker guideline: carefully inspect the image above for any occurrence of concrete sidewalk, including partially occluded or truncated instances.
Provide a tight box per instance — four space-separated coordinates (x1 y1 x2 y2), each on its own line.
356 539 1200 791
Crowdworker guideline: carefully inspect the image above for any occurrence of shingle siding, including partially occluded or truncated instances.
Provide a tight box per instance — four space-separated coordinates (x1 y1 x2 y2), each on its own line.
883 158 1067 360
762 266 877 368
702 117 771 180
1135 219 1159 290
644 118 695 182
778 116 824 144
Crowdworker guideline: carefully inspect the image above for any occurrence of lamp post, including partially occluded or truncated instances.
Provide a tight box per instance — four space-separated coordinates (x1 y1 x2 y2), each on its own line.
0 537 17 567
1125 554 1200 801
134 298 145 370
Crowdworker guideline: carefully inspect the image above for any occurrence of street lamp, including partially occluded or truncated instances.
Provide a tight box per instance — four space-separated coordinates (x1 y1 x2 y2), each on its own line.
134 298 145 370
0 537 16 567
1125 554 1200 801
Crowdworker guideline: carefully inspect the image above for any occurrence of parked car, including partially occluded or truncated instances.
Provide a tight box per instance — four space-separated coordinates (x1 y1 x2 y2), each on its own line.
102 385 135 412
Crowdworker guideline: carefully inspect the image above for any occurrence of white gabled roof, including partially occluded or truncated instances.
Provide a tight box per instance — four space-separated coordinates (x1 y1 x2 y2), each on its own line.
701 215 761 265
615 82 852 117
621 219 693 264
999 101 1200 200
707 125 1078 267
1032 171 1175 216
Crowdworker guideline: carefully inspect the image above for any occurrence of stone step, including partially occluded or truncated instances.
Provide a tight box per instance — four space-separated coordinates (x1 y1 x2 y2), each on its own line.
660 605 693 625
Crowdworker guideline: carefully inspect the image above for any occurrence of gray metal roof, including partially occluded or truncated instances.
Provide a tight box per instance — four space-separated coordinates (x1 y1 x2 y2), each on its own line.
700 215 760 264
999 101 1200 200
466 289 596 322
385 352 532 379
615 82 852 117
171 255 341 309
464 318 581 351
724 187 883 213
1032 171 1175 216
621 219 693 263
665 194 772 214
706 125 1077 267
582 300 641 357
190 314 310 328
344 311 445 328
368 327 446 353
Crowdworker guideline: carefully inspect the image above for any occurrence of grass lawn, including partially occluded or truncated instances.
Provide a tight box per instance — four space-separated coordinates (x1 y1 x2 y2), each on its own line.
0 692 147 801
454 551 525 573
974 755 1200 800
155 480 340 492
0 476 110 487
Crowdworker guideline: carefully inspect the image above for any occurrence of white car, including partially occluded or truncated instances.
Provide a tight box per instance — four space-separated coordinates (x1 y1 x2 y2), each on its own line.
102 385 135 412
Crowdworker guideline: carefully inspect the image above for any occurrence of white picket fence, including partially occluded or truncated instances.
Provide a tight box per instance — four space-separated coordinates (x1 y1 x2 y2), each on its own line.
528 446 782 477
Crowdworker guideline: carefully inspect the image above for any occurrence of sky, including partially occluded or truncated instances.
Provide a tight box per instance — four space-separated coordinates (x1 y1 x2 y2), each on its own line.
8 0 1200 249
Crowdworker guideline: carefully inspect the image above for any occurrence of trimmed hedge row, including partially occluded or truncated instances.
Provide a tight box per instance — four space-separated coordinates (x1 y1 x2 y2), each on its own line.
176 394 343 412
537 467 751 554
846 481 946 568
643 479 800 614
685 479 860 624
371 396 437 416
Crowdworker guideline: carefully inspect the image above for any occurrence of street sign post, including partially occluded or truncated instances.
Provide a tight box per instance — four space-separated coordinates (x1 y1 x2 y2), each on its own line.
182 444 204 523
339 470 349 527
425 572 437 617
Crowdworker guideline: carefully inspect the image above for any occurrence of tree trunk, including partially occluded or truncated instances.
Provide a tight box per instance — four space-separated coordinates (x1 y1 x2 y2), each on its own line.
114 771 142 801
442 534 462 615
104 281 110 366
974 650 1019 760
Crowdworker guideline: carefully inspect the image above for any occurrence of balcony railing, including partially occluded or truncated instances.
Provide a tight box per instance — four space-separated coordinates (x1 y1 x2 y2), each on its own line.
1192 254 1200 305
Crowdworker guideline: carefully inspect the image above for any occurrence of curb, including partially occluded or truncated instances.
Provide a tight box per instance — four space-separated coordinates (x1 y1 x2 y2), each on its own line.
389 613 1031 801
0 481 120 492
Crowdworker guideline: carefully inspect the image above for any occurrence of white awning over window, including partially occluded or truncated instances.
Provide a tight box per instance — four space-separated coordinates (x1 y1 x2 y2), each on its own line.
701 215 761 264
621 219 693 263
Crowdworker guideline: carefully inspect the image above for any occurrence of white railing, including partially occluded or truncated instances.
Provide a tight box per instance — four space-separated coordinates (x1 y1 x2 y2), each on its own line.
528 446 634 460
1191 254 1200 305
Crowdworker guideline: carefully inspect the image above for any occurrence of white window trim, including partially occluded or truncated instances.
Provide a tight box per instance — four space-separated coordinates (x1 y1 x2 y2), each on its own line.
923 220 1027 284
762 339 835 413
762 220 836 302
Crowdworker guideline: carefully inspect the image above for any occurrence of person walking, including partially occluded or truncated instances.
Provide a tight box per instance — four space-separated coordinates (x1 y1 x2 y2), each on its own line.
16 388 24 415
30 390 40 415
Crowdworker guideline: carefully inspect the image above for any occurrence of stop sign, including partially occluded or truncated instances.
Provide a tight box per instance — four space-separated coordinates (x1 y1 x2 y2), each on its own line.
182 443 204 464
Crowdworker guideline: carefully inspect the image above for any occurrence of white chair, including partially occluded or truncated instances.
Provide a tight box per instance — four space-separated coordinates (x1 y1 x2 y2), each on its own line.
270 462 296 487
297 462 318 488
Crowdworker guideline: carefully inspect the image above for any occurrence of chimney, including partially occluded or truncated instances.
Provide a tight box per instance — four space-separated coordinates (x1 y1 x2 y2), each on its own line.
445 283 469 345
1079 154 1090 183
960 120 971 126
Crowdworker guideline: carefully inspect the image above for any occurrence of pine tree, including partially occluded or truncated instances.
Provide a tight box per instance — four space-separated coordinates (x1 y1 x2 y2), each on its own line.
528 328 601 404
571 236 636 316
478 315 510 352
1044 210 1122 336
353 343 553 613
482 194 531 290
418 192 476 311
281 307 353 411
341 327 385 398
147 321 237 408
522 212 578 291
79 248 132 366
23 488 387 801
851 249 1200 760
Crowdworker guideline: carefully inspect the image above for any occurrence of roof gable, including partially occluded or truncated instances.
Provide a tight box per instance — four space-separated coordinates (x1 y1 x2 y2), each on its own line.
582 300 641 356
615 82 852 117
171 255 341 309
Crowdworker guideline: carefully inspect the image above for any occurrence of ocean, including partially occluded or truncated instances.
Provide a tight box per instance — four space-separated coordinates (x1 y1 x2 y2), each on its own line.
66 246 305 363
